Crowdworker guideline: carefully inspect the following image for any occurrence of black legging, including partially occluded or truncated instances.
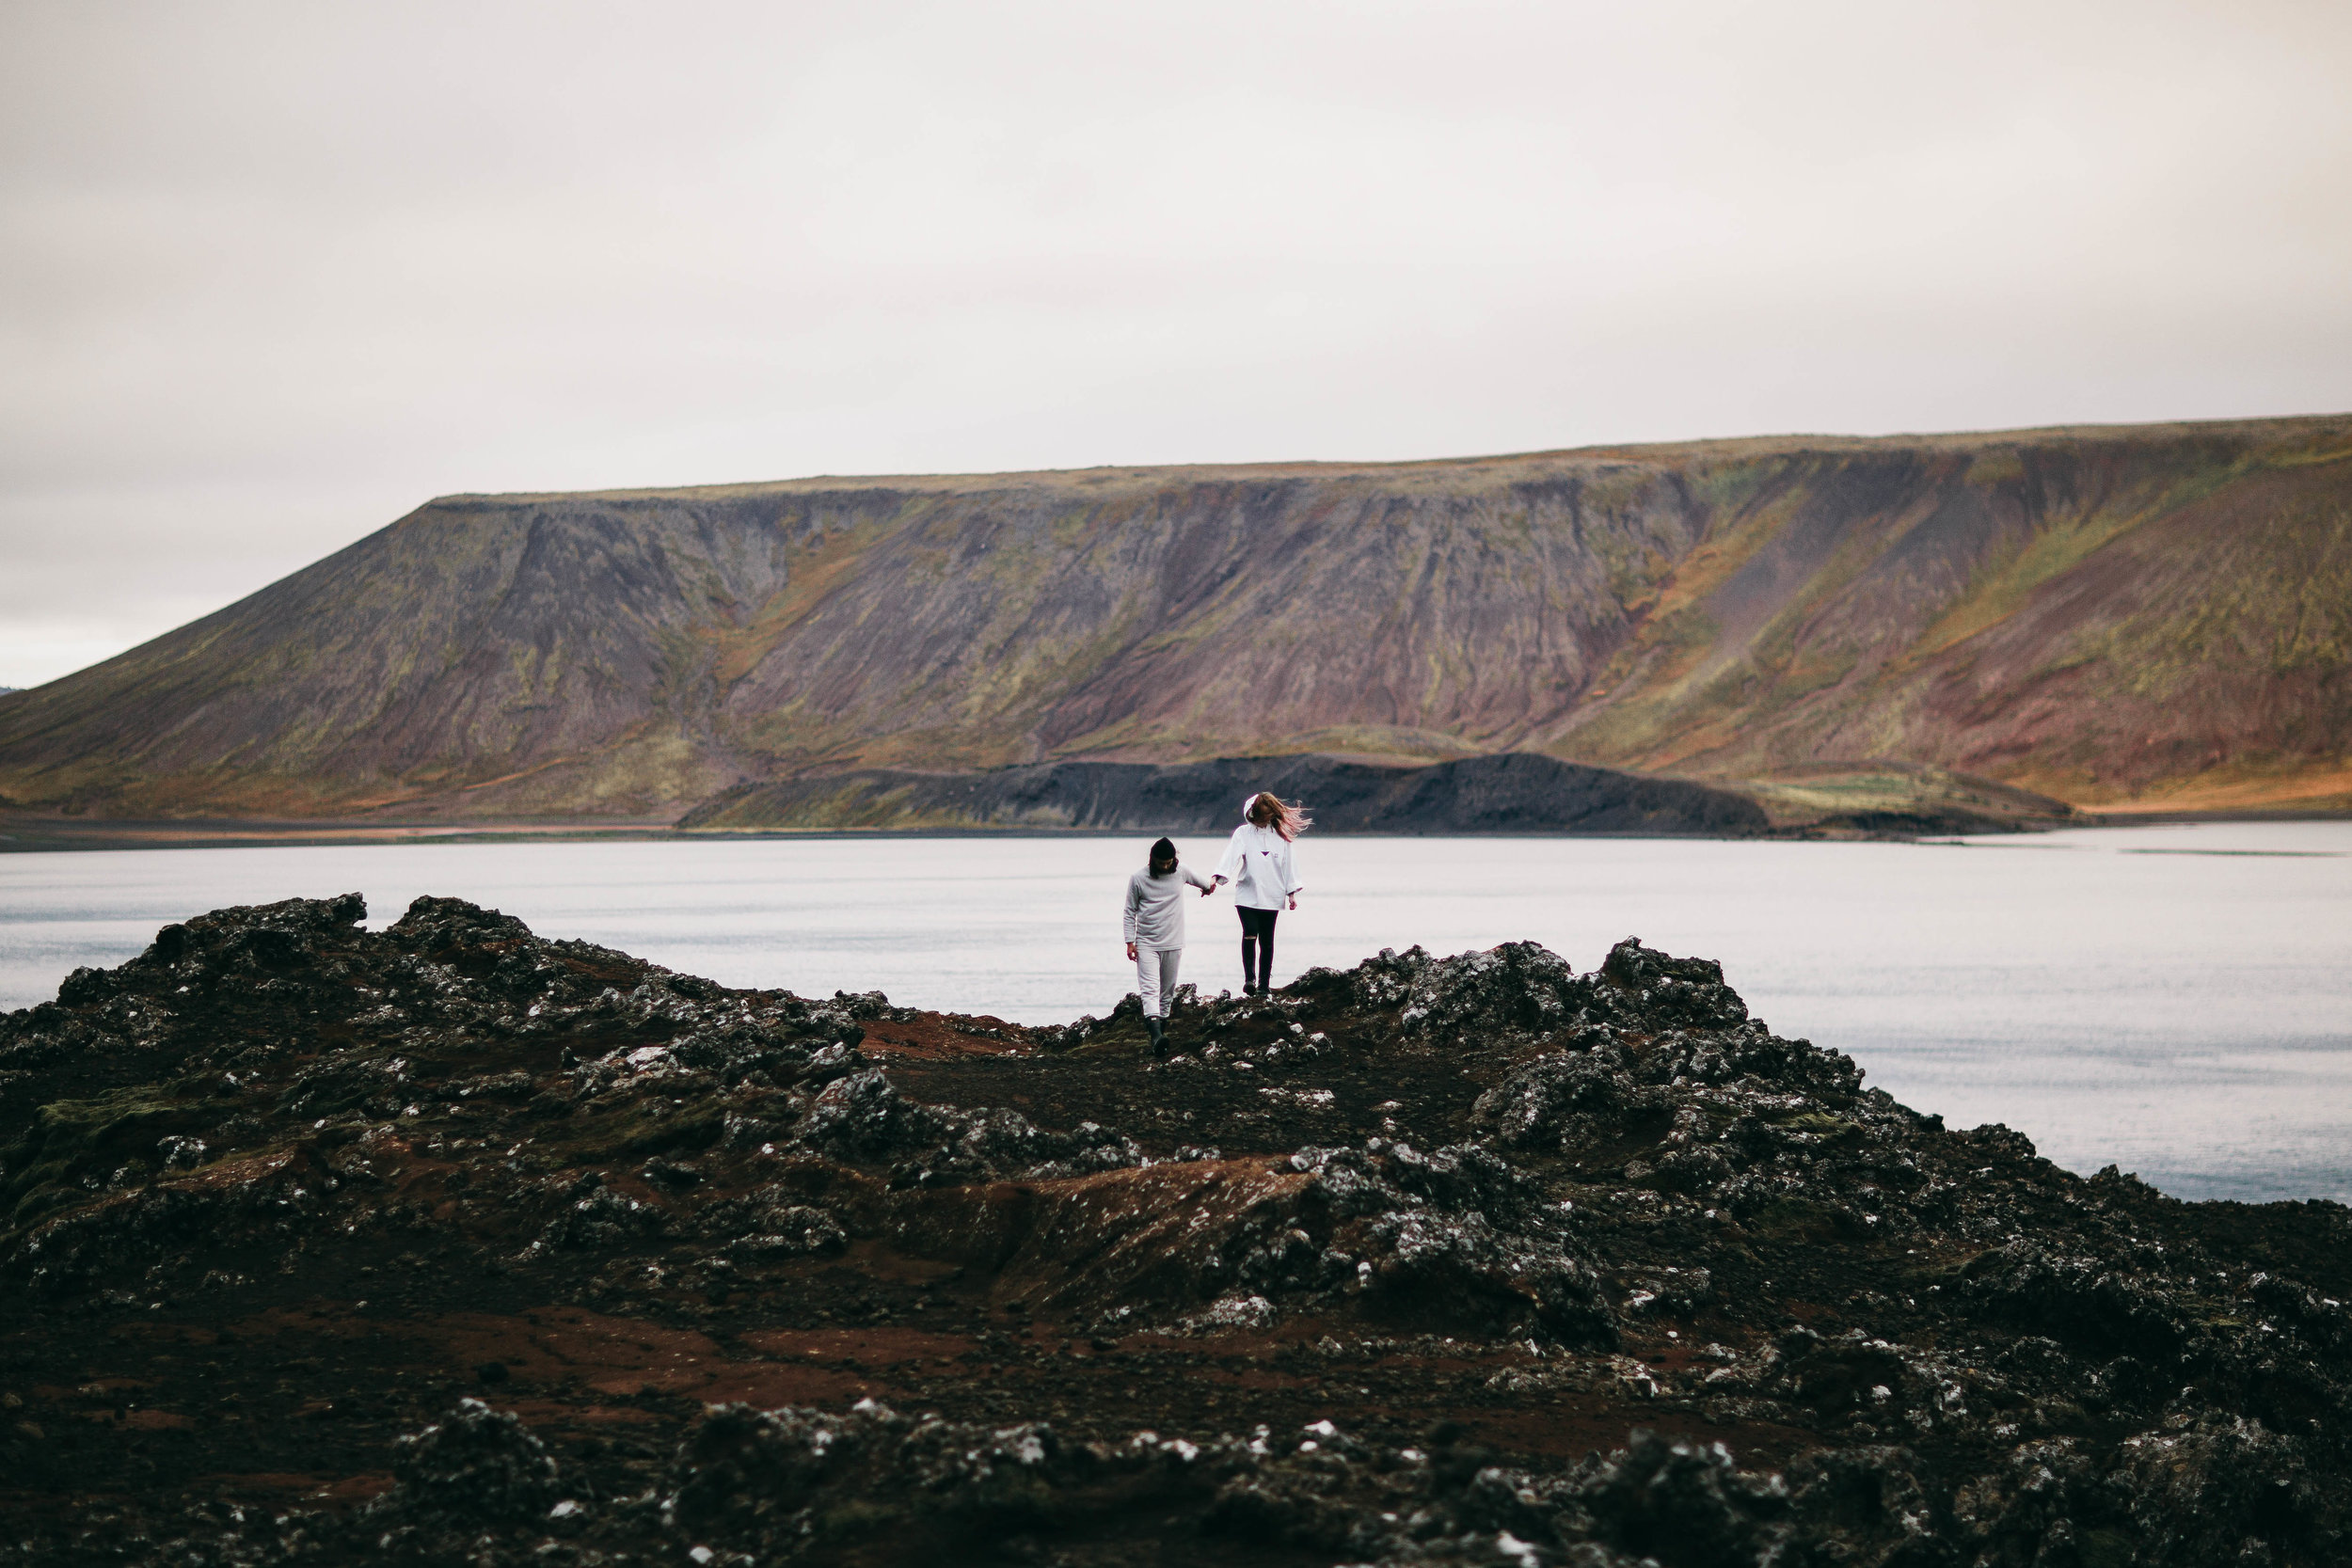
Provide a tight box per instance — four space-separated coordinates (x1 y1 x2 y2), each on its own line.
1238 906 1278 991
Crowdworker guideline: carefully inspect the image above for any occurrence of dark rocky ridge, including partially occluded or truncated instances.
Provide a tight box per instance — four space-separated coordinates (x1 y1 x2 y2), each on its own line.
1 895 2345 1566
679 751 1772 835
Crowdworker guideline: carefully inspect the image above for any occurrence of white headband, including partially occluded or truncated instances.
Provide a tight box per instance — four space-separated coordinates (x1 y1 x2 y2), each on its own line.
1241 793 1258 817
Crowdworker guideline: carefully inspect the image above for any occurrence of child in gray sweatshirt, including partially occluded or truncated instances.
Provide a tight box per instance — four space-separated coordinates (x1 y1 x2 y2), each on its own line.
1123 836 1215 1056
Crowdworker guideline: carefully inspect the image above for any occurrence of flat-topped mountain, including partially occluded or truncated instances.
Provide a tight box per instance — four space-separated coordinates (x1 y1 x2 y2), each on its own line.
1 414 2346 824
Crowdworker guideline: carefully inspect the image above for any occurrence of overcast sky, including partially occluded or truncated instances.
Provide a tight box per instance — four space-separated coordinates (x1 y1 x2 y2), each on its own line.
2 0 2347 688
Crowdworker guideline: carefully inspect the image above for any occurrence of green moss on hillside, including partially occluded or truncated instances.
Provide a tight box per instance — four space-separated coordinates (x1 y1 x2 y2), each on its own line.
3 415 2348 822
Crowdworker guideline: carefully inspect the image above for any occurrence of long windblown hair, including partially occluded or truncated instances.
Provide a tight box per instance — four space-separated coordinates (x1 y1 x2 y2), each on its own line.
1246 791 1311 841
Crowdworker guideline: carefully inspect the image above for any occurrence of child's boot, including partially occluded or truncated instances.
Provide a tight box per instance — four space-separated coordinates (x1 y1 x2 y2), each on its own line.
1147 1015 1166 1057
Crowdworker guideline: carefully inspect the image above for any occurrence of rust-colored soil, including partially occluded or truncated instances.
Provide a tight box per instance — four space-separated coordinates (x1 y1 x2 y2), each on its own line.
2 893 2345 1565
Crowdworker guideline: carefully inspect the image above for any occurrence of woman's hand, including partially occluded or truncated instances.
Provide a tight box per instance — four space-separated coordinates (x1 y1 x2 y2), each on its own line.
1125 942 1138 961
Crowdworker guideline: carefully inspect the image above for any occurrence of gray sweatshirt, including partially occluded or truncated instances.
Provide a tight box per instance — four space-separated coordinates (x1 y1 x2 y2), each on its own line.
1123 865 1215 950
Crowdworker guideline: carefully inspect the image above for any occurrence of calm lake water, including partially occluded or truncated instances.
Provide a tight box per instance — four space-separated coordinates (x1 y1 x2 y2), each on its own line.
2 824 2346 1204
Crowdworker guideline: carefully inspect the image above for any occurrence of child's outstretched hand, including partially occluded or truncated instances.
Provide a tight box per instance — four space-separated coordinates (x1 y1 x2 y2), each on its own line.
1124 942 1138 961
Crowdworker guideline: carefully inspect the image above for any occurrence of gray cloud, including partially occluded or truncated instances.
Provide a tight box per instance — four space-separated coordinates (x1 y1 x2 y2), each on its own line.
3 0 2348 685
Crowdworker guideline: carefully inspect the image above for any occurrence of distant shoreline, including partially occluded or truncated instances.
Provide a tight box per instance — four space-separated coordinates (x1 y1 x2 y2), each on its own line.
5 806 2346 853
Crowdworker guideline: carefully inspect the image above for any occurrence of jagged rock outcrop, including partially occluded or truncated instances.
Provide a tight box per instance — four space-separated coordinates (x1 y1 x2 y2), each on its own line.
681 751 1772 835
1 895 2346 1565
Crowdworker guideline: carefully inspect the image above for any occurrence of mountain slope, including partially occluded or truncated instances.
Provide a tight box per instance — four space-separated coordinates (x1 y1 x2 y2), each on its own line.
0 415 2346 820
1552 426 2352 808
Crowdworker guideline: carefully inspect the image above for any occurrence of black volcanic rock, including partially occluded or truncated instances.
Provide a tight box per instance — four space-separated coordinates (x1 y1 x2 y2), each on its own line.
0 896 2346 1565
681 750 1772 834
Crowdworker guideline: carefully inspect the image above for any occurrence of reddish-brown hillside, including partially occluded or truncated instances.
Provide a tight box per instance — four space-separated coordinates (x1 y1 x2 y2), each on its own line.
0 415 2344 821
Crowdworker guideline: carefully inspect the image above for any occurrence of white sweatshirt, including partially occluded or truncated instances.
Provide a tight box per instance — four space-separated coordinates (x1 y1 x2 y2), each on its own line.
1216 823 1301 911
1123 865 1215 950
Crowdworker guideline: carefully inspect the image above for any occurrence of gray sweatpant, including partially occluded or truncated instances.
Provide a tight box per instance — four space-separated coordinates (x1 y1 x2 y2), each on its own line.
1135 947 1183 1019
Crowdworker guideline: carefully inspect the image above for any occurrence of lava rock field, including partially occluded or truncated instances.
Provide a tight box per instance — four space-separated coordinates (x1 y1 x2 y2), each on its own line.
1 894 2345 1566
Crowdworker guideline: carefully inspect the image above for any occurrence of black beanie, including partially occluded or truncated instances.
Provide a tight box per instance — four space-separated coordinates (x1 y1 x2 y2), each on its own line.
1150 836 1177 866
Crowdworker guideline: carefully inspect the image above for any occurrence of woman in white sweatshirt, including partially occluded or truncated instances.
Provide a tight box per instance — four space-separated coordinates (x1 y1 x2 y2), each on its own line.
1213 791 1309 995
1123 835 1215 1056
